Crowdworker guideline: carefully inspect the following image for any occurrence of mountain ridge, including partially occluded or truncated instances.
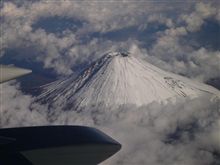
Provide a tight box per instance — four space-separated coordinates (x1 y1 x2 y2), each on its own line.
37 51 219 110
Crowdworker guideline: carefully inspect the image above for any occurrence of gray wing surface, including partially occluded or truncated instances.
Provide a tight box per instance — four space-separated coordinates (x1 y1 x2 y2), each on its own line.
0 126 121 165
0 65 32 83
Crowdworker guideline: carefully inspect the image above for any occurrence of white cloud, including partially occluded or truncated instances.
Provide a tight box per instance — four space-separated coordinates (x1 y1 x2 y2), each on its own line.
0 82 48 127
1 1 220 163
0 1 189 74
1 1 219 81
181 2 217 32
0 81 219 165
146 1 220 82
149 38 220 81
1 1 220 164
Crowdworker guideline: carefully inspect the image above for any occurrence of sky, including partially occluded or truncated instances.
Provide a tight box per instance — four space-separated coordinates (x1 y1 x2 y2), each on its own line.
0 0 220 165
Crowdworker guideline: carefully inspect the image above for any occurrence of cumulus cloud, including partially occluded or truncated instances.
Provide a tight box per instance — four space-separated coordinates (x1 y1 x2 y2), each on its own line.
2 0 219 81
1 1 220 164
1 1 218 79
147 2 220 81
0 81 220 165
0 82 48 127
149 40 220 81
181 2 218 32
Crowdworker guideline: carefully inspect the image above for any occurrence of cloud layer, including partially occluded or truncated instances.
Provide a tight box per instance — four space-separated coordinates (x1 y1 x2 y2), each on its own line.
0 82 220 165
1 1 219 81
0 1 220 165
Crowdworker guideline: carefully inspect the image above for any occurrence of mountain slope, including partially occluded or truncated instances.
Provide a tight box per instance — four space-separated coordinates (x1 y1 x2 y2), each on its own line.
37 51 219 110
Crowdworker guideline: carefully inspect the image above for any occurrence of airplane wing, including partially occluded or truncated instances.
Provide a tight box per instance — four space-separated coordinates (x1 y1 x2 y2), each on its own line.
0 66 121 164
0 126 121 165
0 65 32 83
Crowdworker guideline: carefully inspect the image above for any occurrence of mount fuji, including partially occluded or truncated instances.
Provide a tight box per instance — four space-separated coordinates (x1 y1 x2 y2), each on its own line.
37 51 219 110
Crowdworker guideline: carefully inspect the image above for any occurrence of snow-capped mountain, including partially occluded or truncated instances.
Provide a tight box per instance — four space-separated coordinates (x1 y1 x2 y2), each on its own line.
37 51 219 110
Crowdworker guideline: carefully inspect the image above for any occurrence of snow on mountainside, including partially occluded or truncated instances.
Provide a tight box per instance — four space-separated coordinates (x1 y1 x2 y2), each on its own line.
37 51 220 110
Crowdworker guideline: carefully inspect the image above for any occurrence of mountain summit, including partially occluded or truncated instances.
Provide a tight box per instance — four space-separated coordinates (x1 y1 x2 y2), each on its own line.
37 51 219 110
